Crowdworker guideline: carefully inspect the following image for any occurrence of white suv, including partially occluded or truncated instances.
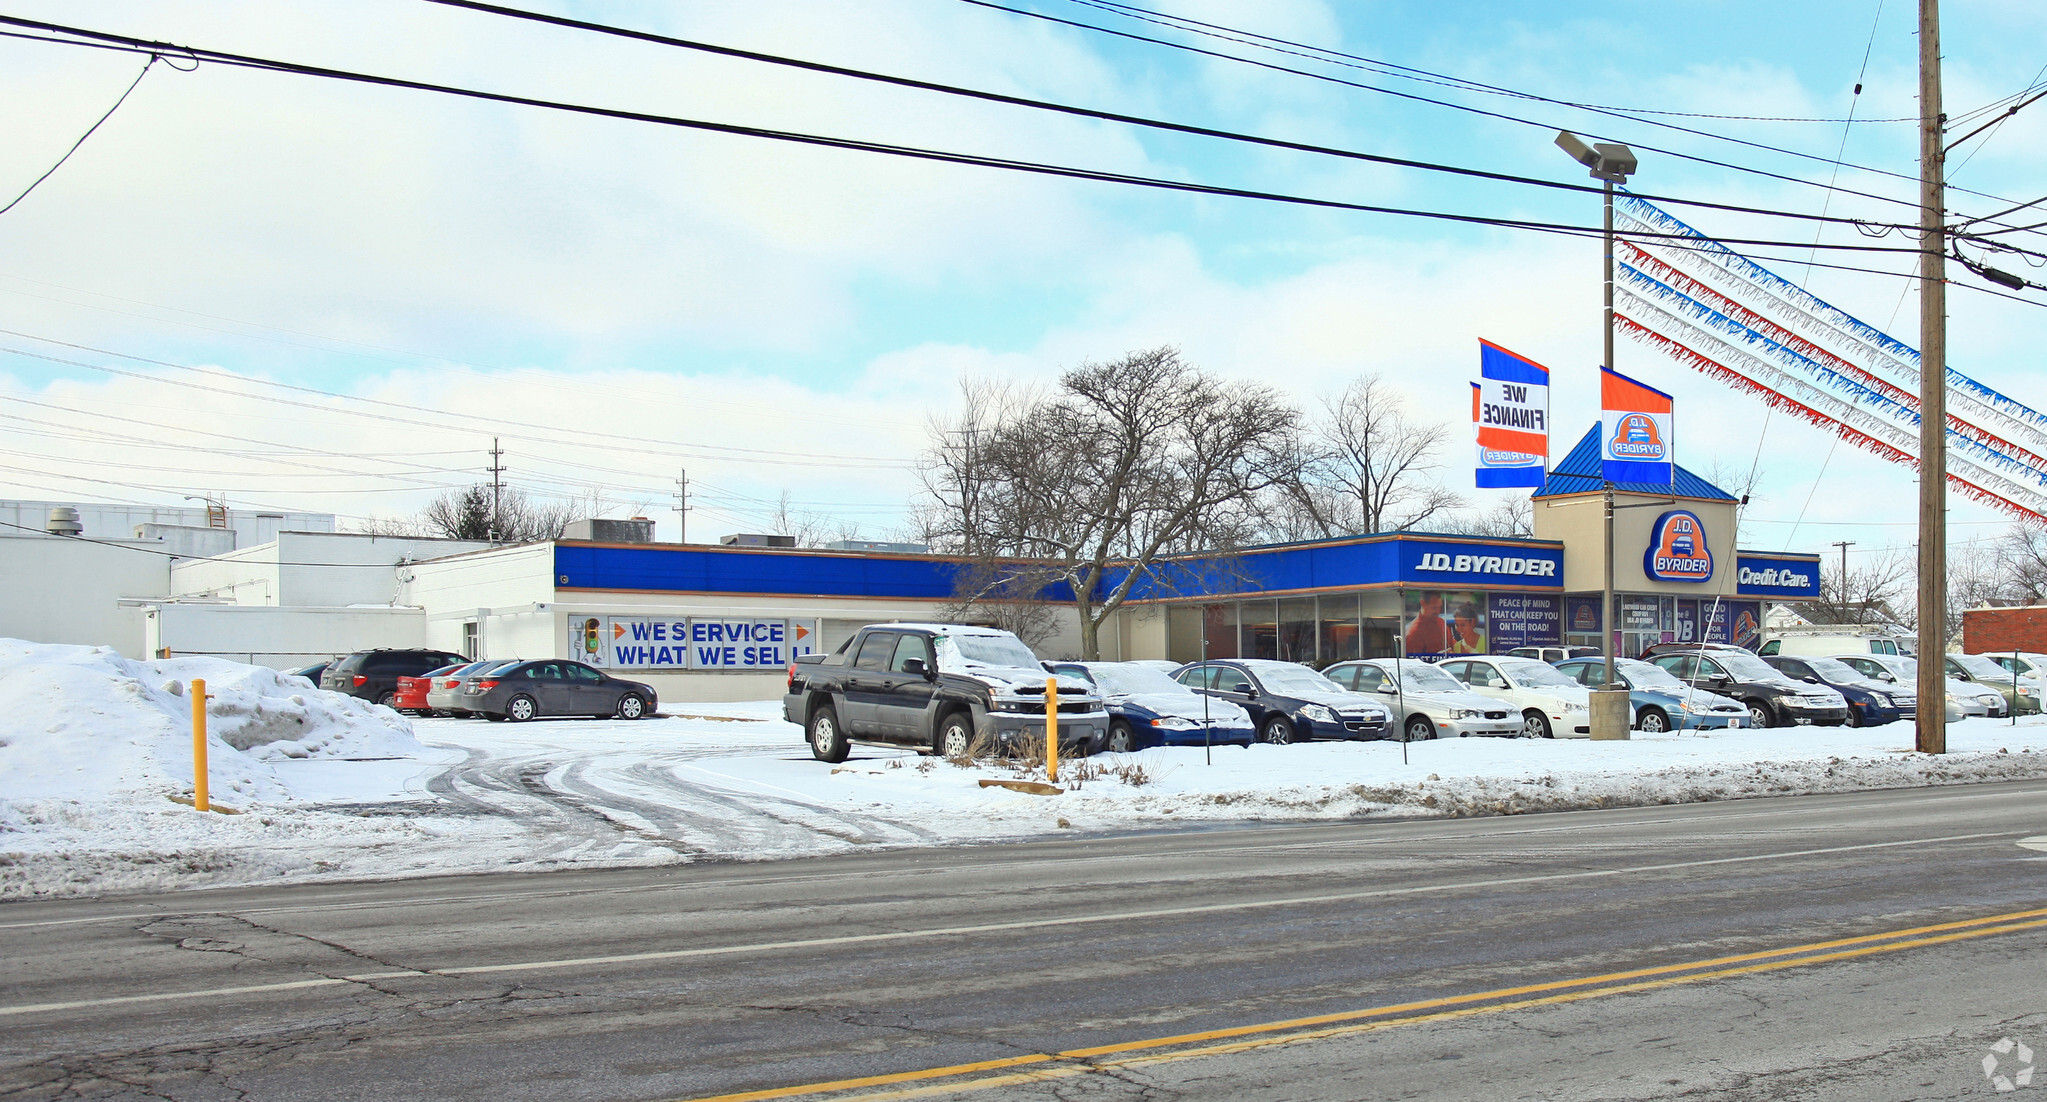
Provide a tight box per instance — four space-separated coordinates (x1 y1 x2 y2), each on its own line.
1436 656 1594 738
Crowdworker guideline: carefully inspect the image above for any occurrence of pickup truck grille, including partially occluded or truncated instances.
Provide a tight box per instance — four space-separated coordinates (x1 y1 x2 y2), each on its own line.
1010 700 1099 715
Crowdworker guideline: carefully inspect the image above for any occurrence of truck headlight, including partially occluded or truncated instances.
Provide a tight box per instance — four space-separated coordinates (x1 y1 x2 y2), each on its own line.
1299 704 1335 722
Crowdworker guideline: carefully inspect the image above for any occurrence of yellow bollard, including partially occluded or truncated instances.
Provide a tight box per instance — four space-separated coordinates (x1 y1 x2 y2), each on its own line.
190 677 209 812
1045 679 1059 784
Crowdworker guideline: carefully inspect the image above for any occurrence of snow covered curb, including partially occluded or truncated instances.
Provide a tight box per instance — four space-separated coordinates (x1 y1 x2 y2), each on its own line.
6 664 2047 901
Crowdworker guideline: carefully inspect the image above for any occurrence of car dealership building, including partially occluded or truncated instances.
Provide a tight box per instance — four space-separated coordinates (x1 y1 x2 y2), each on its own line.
1 431 1820 702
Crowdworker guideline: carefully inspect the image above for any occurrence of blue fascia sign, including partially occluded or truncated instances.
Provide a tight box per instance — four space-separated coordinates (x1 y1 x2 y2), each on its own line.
1401 539 1563 588
1735 554 1821 598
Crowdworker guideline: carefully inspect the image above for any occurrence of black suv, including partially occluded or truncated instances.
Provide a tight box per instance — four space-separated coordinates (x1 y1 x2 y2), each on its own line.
1172 659 1393 744
1640 642 1849 728
322 648 468 707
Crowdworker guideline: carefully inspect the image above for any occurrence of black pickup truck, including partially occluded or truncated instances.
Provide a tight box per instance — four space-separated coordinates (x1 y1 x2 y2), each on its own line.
783 622 1108 762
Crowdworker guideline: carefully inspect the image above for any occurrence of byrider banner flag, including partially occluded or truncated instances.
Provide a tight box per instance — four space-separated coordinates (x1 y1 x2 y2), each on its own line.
1600 367 1675 484
1475 341 1550 457
1472 383 1545 488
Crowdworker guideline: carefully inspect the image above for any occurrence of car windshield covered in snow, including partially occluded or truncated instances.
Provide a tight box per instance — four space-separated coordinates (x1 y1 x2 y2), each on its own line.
1392 664 1467 693
1951 653 2017 681
1617 659 1688 691
936 631 1042 671
1249 664 1344 694
1804 656 1868 683
1088 664 1187 697
1713 650 1783 681
1499 659 1578 688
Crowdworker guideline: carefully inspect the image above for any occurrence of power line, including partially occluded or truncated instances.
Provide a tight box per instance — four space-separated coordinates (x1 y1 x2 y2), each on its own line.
417 0 1922 236
1068 0 1919 125
951 0 2017 216
0 52 155 216
0 16 1965 266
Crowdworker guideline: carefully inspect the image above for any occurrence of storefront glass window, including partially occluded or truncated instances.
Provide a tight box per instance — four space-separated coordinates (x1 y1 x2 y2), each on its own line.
1278 596 1317 664
1242 600 1278 660
1201 603 1240 660
1318 593 1361 663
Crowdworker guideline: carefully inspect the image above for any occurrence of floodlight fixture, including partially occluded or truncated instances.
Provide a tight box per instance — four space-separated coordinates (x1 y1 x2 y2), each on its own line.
1555 131 1638 184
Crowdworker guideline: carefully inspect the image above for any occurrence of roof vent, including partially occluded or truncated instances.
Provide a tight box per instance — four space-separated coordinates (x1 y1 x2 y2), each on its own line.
45 506 83 536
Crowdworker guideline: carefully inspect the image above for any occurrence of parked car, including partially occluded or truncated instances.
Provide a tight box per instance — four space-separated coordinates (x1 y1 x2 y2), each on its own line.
459 659 659 721
321 648 468 707
426 659 518 717
1758 632 1909 657
1321 658 1522 740
1048 661 1254 751
286 662 329 687
1506 645 1601 664
1171 659 1393 744
1986 651 2047 684
785 623 1107 762
1831 653 1997 720
1946 652 2042 715
1553 656 1749 733
1641 643 1848 729
391 665 461 716
1434 656 1593 738
1760 655 1914 727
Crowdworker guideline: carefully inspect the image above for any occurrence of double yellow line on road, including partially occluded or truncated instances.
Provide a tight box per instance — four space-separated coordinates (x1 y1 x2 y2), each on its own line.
682 903 2047 1102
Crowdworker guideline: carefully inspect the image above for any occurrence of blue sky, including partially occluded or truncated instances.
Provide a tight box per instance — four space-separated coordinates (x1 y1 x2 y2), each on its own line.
0 0 2040 561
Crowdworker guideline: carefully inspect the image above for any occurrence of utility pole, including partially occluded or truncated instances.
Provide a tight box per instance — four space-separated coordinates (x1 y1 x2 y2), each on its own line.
1916 0 1947 754
487 437 506 544
1831 540 1856 618
672 468 691 544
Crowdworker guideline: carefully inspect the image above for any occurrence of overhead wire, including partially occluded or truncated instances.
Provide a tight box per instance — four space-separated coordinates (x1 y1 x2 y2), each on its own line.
0 51 155 216
416 0 1925 236
952 0 2027 216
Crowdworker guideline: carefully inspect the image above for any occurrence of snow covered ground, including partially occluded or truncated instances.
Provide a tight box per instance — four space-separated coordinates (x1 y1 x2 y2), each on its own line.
7 641 2047 901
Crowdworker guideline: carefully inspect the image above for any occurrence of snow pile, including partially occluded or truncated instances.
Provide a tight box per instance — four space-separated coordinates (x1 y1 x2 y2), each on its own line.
0 639 420 806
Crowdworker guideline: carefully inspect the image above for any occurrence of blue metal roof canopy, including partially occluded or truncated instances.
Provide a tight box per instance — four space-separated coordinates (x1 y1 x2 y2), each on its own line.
1533 425 1737 502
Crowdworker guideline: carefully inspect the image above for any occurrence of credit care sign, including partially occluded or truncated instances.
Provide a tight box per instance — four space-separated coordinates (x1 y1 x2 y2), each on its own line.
569 615 821 670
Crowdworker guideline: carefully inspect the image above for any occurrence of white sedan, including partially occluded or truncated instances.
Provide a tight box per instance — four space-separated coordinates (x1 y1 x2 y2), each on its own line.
1322 659 1525 740
1435 656 1595 739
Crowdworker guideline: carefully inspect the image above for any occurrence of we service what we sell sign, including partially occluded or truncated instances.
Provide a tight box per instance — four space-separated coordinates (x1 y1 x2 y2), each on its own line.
569 616 821 671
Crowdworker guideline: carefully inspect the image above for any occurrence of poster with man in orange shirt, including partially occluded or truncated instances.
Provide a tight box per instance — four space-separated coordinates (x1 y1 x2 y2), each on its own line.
1404 590 1487 656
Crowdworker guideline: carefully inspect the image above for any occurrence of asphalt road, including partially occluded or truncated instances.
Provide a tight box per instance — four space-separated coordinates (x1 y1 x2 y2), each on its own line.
4 781 2047 1101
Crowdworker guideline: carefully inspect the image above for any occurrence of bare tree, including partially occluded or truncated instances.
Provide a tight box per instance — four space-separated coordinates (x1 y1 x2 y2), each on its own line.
922 347 1299 659
1803 547 1914 627
1268 375 1462 539
1998 523 2047 605
936 558 1066 650
765 491 859 548
1439 495 1534 539
360 484 606 542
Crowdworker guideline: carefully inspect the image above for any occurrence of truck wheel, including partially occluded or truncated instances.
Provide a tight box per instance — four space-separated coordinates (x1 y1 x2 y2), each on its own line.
808 705 849 763
936 712 974 760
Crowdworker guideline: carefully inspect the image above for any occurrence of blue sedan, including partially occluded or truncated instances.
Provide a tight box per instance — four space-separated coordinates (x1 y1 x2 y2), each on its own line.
1049 662 1255 752
1763 655 1915 727
1554 657 1749 733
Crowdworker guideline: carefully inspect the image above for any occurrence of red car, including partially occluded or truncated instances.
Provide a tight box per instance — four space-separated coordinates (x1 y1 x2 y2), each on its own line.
391 664 463 716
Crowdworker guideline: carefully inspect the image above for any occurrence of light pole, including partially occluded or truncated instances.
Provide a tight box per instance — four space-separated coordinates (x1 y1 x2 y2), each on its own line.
1557 131 1638 740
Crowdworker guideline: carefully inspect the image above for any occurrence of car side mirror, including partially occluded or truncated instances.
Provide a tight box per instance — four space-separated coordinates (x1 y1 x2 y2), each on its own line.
903 658 932 679
1377 686 1398 695
1229 682 1254 696
1802 676 1819 684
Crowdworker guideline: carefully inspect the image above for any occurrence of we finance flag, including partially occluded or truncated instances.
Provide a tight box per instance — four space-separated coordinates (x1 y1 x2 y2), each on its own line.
1472 383 1545 488
1601 367 1675 484
1475 341 1550 457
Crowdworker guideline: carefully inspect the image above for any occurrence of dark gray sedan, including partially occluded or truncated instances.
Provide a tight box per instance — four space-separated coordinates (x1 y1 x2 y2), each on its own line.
458 659 659 721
